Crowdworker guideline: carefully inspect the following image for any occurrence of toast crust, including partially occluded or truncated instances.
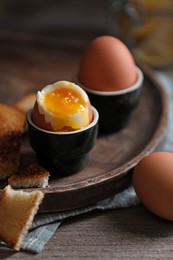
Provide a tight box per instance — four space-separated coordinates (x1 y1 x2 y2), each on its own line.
0 103 25 179
13 92 36 115
0 185 44 251
0 103 24 135
8 163 50 188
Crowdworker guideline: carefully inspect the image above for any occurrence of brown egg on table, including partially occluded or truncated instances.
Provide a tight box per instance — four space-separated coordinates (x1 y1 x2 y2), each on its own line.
78 35 137 91
32 80 93 132
132 152 173 221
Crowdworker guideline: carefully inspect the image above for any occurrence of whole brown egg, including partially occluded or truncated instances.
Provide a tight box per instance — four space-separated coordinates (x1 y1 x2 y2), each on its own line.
133 152 173 221
78 35 137 91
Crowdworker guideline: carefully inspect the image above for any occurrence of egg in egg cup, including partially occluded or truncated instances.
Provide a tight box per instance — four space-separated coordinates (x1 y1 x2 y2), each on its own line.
26 81 99 176
76 35 144 134
76 66 143 134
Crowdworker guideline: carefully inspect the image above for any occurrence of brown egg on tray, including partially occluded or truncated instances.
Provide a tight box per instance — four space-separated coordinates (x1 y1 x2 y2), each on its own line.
75 35 143 134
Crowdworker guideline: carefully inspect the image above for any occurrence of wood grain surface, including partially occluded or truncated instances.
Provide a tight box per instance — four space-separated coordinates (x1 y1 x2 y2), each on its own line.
1 205 173 259
0 37 168 213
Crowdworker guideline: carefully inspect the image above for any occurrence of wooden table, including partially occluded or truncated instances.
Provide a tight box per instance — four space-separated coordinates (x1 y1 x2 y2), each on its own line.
1 205 173 259
0 33 172 259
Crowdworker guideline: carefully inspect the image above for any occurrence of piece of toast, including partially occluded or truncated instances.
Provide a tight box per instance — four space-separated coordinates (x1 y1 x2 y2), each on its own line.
0 103 25 179
8 163 50 188
0 185 44 251
13 92 36 115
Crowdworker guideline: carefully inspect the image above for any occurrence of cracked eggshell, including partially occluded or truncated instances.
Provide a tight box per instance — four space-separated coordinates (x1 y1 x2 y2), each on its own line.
32 81 93 132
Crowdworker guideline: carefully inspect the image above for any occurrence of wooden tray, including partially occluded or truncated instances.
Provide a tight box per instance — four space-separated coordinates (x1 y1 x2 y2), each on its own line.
0 39 168 213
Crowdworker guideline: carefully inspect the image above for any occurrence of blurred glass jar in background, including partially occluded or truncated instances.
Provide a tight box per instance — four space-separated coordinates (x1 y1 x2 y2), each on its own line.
107 0 173 69
107 0 142 49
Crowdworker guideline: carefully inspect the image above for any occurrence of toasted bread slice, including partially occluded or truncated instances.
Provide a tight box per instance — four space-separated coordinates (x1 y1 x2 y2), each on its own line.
0 185 44 251
13 92 36 114
0 103 25 179
8 163 50 188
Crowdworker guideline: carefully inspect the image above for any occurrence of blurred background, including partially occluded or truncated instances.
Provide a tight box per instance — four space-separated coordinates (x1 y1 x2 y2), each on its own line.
0 0 173 68
0 0 109 51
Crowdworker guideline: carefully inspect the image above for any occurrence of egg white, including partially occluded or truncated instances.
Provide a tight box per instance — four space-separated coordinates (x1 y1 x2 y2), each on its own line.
36 80 91 131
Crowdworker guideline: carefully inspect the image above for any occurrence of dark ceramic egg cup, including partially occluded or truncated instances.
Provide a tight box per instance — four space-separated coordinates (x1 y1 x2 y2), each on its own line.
76 67 143 134
26 106 99 176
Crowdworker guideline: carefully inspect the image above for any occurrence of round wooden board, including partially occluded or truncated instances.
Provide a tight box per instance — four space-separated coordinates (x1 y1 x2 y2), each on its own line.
0 40 168 213
39 68 168 213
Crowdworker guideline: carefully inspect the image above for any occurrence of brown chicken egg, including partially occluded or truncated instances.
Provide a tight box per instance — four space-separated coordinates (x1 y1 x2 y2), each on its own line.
133 152 173 221
78 35 137 91
32 80 93 132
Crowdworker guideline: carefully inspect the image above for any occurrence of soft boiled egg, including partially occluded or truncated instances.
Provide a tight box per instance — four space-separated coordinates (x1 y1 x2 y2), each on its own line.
78 35 137 91
32 80 93 132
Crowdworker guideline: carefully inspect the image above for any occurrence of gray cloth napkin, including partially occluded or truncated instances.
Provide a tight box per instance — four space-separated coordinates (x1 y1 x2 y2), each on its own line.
1 70 173 253
22 185 139 253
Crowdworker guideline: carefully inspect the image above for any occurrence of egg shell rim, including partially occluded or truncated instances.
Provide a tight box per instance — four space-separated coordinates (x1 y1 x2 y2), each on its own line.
37 80 90 114
76 67 143 96
35 80 93 131
26 106 99 135
37 80 89 103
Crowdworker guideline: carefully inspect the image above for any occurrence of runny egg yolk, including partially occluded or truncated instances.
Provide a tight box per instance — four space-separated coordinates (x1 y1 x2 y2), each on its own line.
43 87 86 118
35 81 92 131
32 81 92 132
